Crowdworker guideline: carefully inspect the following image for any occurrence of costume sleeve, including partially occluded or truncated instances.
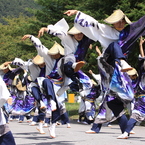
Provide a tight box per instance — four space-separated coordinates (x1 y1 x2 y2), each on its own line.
30 35 55 76
30 35 48 57
74 11 119 50
47 18 69 39
12 58 32 71
47 19 77 55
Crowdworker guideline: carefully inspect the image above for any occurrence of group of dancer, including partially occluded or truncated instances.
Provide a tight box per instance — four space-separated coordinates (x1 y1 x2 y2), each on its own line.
0 8 145 145
63 9 145 139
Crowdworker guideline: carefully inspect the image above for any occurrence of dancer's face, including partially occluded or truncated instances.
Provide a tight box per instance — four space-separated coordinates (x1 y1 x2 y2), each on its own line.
129 74 138 80
113 19 126 31
51 53 61 59
3 68 9 73
38 62 45 68
74 33 84 41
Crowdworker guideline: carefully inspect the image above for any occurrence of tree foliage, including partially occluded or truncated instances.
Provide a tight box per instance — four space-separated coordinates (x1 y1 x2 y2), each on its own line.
0 0 40 24
34 0 145 75
0 15 38 63
0 0 145 75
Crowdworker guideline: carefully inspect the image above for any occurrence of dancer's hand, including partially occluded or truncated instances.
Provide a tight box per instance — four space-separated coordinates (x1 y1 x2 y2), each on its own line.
96 46 102 56
89 70 93 74
38 27 48 38
139 36 145 57
22 34 31 40
140 36 145 46
64 10 78 16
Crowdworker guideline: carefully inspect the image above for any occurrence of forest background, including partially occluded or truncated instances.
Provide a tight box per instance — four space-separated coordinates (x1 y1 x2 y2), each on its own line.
0 0 145 78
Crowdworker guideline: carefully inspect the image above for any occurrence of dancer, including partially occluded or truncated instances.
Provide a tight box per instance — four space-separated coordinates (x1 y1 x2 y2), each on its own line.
64 9 145 134
38 21 96 127
12 55 47 134
0 77 16 145
0 60 35 117
77 44 102 124
117 36 145 139
20 34 69 138
38 19 94 96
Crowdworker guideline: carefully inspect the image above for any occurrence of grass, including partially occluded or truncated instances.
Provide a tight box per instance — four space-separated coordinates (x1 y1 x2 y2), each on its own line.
65 102 145 126
65 102 79 120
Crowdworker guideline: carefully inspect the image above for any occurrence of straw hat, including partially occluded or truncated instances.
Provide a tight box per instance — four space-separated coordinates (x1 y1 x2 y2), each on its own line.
32 55 44 65
68 26 81 35
104 9 132 24
0 64 15 71
47 41 64 56
127 68 138 76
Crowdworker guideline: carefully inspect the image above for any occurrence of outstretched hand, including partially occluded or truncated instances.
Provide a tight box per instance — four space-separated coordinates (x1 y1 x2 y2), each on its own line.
21 34 31 40
64 10 78 16
38 27 48 38
89 70 93 74
139 36 145 57
140 36 145 46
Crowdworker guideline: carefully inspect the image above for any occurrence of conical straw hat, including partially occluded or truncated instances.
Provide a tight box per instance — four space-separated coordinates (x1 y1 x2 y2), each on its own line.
104 9 132 24
47 41 64 55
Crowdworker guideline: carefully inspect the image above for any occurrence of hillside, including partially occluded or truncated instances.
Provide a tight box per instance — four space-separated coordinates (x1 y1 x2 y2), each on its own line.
0 0 40 24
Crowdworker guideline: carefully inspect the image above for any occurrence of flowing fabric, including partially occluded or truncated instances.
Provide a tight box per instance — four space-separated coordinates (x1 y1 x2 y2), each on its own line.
131 57 145 117
3 70 36 115
94 96 115 124
133 96 145 115
110 63 134 103
4 93 35 115
84 85 101 120
77 70 92 91
119 15 145 55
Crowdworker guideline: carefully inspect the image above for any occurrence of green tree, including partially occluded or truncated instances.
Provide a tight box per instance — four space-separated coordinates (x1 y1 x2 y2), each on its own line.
33 0 145 74
0 0 40 24
0 15 38 63
1 0 144 72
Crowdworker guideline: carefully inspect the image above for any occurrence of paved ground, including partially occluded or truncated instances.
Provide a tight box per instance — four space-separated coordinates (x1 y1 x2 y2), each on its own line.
8 119 145 145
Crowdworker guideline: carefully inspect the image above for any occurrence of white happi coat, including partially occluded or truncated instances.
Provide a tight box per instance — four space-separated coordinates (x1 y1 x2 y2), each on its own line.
74 11 120 52
0 77 11 126
47 18 78 57
30 35 68 105
47 19 78 90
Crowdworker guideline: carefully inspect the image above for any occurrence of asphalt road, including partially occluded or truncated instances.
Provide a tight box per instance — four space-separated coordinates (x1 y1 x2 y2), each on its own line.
8 119 145 145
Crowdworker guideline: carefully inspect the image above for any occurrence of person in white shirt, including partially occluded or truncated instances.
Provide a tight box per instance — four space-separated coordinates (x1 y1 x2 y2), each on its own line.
38 19 94 96
20 35 69 138
0 77 16 145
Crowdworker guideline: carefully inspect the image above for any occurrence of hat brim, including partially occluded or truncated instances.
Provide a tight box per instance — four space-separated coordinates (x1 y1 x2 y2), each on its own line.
0 64 15 71
104 9 132 24
127 68 138 76
48 42 64 56
68 27 81 35
32 55 44 65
